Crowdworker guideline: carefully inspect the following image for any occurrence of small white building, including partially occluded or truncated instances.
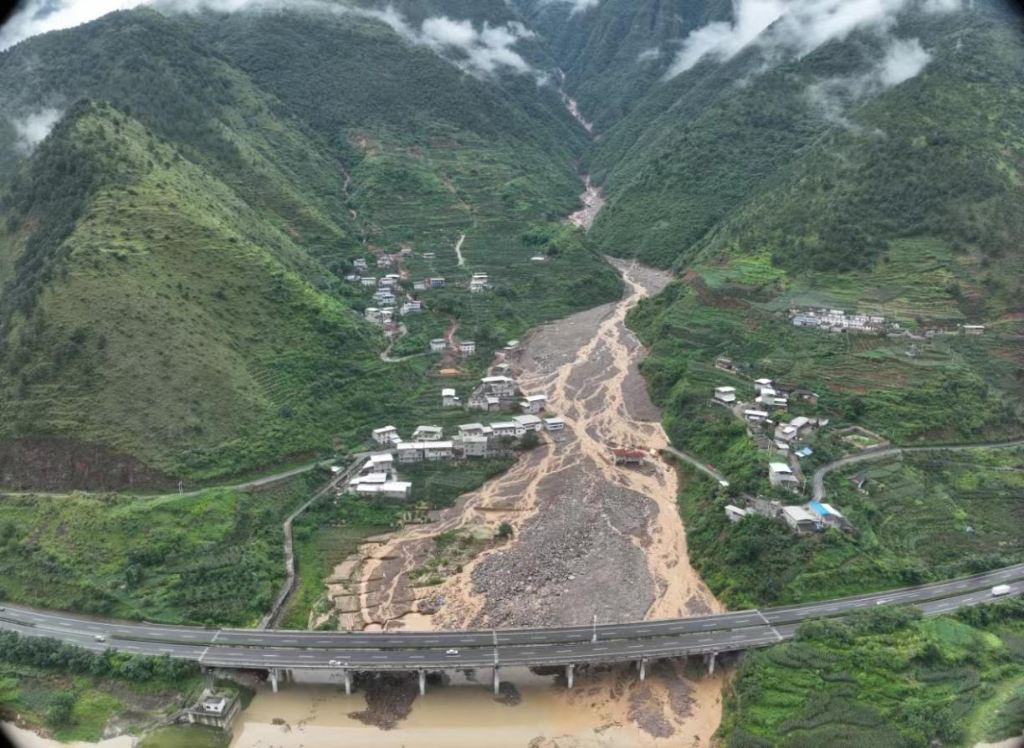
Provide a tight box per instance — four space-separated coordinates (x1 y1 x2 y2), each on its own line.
363 453 394 474
353 258 368 270
543 417 565 432
396 442 424 463
460 341 476 356
372 426 399 446
768 462 800 489
412 425 444 441
423 441 454 461
430 338 447 352
782 505 819 534
530 256 547 263
513 414 543 433
744 409 769 423
442 388 460 408
754 378 774 392
381 481 412 499
481 376 516 397
520 394 547 414
725 505 748 523
401 300 422 315
361 277 377 288
458 423 486 437
460 435 489 458
714 386 737 405
422 252 436 260
491 421 523 438
963 324 986 335
492 363 511 375
413 280 427 291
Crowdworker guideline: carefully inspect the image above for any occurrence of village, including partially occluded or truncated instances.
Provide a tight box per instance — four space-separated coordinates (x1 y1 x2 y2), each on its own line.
789 305 987 338
711 356 861 536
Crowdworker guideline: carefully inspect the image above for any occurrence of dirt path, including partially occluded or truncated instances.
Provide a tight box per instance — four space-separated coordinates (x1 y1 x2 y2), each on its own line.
454 233 466 267
568 176 605 231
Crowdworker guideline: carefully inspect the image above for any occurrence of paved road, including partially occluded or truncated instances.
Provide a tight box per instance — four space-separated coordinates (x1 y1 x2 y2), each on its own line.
3 565 1021 671
662 446 727 483
811 438 1024 502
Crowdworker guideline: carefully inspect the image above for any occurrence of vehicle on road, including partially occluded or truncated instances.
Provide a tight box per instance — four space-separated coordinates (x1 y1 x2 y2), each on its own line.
992 584 1012 597
445 648 459 656
94 635 106 642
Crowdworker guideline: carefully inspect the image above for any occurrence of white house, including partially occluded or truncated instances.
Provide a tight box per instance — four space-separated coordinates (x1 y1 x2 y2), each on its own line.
481 376 516 397
365 307 382 323
460 435 488 458
725 505 748 523
442 388 460 408
513 414 543 433
422 252 436 260
412 425 443 441
429 277 446 288
744 409 769 423
714 386 736 405
353 258 368 270
351 472 387 487
377 255 392 268
430 338 447 352
423 441 454 461
768 462 800 489
491 421 522 438
413 280 427 291
470 274 489 293
372 426 399 446
543 417 565 432
520 394 547 414
381 481 412 500
361 277 377 288
774 424 799 444
492 363 511 375
782 505 819 534
396 442 424 463
458 423 486 437
363 453 394 474
754 378 774 392
460 341 476 356
530 256 547 263
401 300 422 315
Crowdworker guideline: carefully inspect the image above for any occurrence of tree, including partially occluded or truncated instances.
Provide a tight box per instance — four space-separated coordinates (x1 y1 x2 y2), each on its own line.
520 431 540 450
496 522 514 540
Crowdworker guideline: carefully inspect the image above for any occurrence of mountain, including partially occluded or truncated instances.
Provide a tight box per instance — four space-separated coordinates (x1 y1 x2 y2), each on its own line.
0 6 619 488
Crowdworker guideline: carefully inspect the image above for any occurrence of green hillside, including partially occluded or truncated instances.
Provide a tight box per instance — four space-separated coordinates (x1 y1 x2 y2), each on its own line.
0 7 618 487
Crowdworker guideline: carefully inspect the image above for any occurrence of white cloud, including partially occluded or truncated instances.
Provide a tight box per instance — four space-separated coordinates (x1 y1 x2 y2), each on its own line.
806 37 931 128
665 0 958 79
9 107 64 153
0 2 539 79
539 0 601 15
637 47 662 62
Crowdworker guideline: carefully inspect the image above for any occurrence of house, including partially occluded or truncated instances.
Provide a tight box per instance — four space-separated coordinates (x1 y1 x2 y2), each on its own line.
850 473 869 492
396 442 424 463
744 409 769 423
470 274 489 293
460 435 489 458
513 414 543 433
345 274 360 283
351 472 387 487
481 376 516 397
373 291 396 306
520 394 547 414
460 341 476 356
378 277 396 289
774 440 791 456
459 423 486 437
185 692 240 730
413 280 427 291
530 255 547 263
789 416 812 436
782 505 819 534
442 388 460 408
423 441 454 461
612 448 646 466
793 388 819 404
363 453 394 474
468 393 500 411
714 386 736 405
774 424 799 444
491 421 522 438
492 363 511 375
768 462 800 489
429 277 446 288
378 308 395 323
715 356 735 372
353 258 368 270
504 340 521 353
365 307 382 323
430 338 447 352
422 252 436 260
361 277 378 288
377 255 392 268
381 481 412 500
725 505 748 523
808 501 848 530
543 417 565 432
372 426 399 446
401 300 422 315
413 425 444 441
754 378 774 392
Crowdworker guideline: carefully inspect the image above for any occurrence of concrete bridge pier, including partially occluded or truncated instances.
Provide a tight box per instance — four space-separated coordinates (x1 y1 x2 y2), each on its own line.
418 670 426 696
566 664 575 689
270 668 279 693
639 659 647 682
493 667 501 696
706 652 717 675
342 669 352 696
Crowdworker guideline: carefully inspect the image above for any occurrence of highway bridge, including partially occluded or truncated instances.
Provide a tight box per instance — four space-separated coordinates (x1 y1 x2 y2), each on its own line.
2 564 1022 695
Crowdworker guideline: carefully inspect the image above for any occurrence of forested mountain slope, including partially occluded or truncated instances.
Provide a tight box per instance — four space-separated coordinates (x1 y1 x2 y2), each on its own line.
0 6 617 488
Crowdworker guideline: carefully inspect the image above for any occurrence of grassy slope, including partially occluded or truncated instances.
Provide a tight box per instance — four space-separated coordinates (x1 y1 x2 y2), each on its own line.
0 7 620 485
720 603 1024 748
0 472 320 625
